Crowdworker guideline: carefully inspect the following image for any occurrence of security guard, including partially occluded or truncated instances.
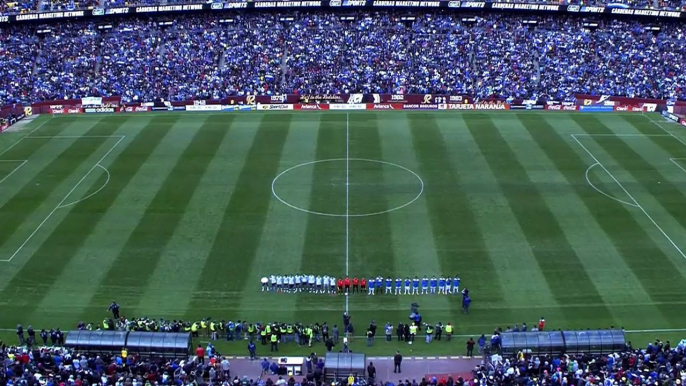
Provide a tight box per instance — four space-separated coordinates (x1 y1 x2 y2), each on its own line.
248 323 256 341
191 322 199 338
286 324 293 343
270 332 278 352
260 326 268 345
445 323 453 341
425 324 434 344
184 322 192 333
103 319 110 331
280 324 287 343
210 321 217 341
201 319 208 337
409 323 417 344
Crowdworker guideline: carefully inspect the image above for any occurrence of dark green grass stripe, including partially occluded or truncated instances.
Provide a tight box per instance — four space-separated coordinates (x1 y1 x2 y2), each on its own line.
348 113 397 278
572 115 686 238
0 117 73 159
521 113 686 326
466 113 611 322
85 115 232 313
0 117 119 250
187 114 292 315
408 113 505 307
295 113 346 319
0 116 131 324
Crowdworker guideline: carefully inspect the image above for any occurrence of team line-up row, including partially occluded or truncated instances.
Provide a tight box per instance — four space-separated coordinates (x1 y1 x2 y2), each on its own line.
260 275 463 294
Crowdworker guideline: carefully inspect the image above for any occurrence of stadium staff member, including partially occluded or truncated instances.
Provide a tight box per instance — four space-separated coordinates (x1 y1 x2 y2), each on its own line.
270 332 279 352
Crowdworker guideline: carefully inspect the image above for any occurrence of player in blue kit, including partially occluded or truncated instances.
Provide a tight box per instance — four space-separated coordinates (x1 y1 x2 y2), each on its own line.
385 276 393 294
438 277 446 294
412 277 420 295
430 276 437 294
376 276 383 295
404 277 411 295
453 276 460 294
394 277 402 295
445 276 452 294
421 276 429 294
368 277 376 295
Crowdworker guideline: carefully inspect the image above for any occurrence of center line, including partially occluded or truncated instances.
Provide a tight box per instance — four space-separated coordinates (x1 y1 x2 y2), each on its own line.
345 113 350 313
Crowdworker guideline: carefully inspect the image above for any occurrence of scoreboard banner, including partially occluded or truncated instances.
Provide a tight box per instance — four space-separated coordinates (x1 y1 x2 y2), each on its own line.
1 1 684 23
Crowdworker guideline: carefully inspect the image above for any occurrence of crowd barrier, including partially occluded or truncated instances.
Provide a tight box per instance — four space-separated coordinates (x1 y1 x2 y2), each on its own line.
2 95 685 133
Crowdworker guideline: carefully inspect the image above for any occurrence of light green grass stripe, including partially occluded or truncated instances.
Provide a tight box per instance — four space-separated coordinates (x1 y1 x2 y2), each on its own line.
23 117 169 325
135 116 259 317
375 114 452 315
498 115 665 327
463 113 613 326
406 113 508 323
434 114 556 310
295 113 347 322
346 113 403 315
84 116 221 314
235 115 320 323
187 114 293 317
538 115 686 328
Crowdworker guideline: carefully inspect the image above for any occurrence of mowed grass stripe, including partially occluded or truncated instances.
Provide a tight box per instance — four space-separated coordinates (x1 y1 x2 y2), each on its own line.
572 115 686 241
295 113 347 320
0 117 85 246
235 115 319 321
138 116 263 317
348 113 397 276
348 113 400 311
376 115 452 316
408 113 506 307
502 115 664 328
28 117 181 327
187 114 292 315
465 113 611 322
85 115 228 312
434 115 557 312
0 117 126 323
525 113 685 327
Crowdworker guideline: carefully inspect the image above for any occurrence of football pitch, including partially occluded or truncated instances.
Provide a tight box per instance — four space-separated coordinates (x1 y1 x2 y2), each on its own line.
1 111 686 352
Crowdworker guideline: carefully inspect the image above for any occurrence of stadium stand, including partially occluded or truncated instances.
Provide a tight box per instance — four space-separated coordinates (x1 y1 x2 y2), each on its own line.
1 12 686 105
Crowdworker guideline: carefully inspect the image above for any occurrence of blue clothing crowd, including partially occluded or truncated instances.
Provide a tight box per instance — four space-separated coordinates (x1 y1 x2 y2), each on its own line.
1 12 686 107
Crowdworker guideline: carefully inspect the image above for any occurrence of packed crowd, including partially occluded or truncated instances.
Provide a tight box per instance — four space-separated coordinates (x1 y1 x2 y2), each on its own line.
1 12 686 106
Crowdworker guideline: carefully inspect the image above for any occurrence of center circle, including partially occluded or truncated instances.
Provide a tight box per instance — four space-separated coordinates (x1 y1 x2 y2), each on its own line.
271 158 424 217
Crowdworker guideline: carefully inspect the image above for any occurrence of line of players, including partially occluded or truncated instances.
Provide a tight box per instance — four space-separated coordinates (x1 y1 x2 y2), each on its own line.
260 275 462 295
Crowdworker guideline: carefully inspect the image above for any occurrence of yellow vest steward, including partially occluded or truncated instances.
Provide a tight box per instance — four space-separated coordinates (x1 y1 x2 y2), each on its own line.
348 376 355 385
191 323 198 332
261 330 267 336
445 325 453 333
410 325 417 335
266 325 271 334
201 321 207 329
249 326 255 333
271 334 278 342
122 349 128 359
210 322 216 332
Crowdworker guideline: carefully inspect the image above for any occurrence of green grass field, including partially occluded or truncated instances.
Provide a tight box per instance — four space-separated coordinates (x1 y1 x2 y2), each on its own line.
1 111 685 355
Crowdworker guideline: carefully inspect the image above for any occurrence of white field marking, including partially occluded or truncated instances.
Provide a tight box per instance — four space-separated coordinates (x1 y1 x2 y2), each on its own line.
571 134 672 137
0 135 125 263
585 163 638 208
641 114 686 148
670 158 686 174
271 158 424 217
29 136 124 140
0 117 54 159
571 134 686 261
345 113 350 314
56 164 110 209
0 160 28 185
